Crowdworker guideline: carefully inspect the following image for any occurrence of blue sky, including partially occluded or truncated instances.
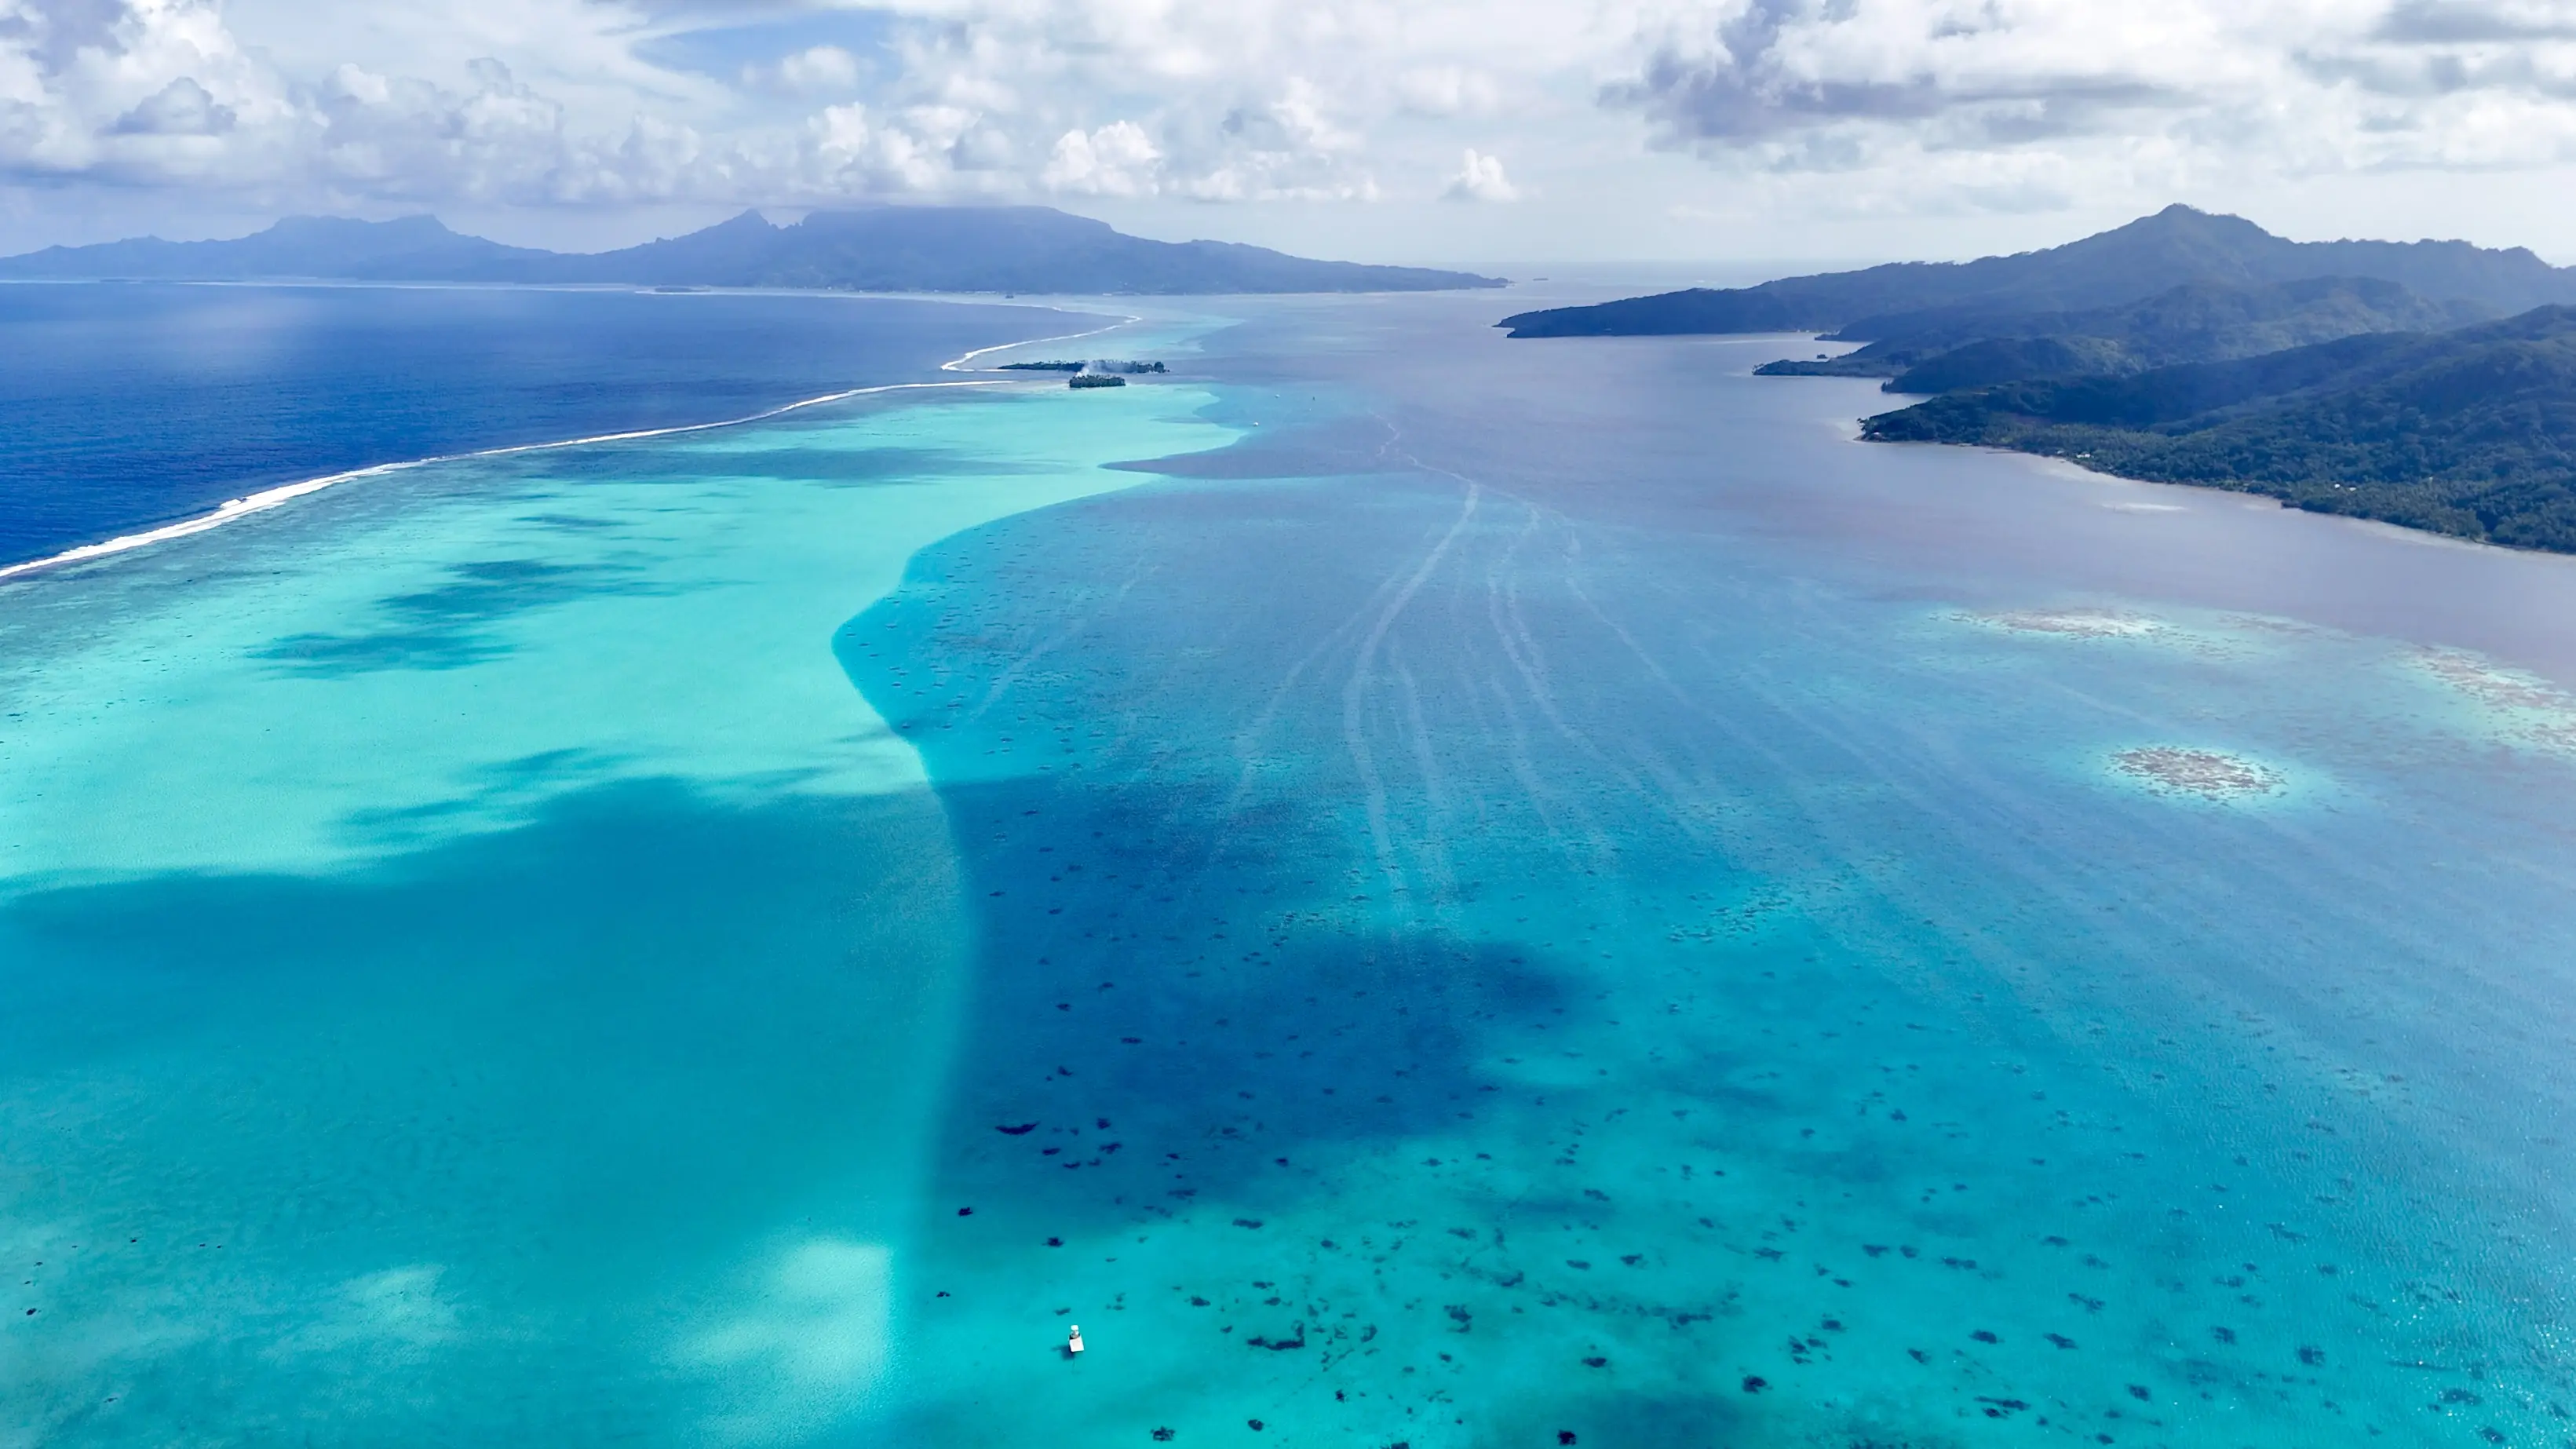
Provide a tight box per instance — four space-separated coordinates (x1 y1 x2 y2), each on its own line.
4 0 2576 267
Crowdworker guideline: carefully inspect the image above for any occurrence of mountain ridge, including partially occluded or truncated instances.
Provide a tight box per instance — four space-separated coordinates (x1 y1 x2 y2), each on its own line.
0 207 1505 294
1753 276 2496 391
1496 206 2576 338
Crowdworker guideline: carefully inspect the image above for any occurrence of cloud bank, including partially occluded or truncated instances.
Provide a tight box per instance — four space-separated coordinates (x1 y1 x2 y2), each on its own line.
1608 0 2576 204
2 0 2574 252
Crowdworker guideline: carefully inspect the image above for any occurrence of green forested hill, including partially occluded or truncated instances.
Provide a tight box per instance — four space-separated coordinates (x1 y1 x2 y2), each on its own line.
1753 276 2489 389
1498 205 2576 338
1860 307 2576 550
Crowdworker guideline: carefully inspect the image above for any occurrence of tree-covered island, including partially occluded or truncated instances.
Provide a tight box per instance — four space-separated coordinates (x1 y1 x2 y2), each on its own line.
999 360 1168 373
1497 206 2576 553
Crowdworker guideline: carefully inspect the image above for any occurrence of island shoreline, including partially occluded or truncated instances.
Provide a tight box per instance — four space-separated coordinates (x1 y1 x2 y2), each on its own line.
1855 429 2576 565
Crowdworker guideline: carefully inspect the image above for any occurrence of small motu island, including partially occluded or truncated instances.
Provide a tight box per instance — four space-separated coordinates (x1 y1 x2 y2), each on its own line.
1971 608 2164 638
2112 746 2285 799
1067 373 1126 389
999 360 1167 374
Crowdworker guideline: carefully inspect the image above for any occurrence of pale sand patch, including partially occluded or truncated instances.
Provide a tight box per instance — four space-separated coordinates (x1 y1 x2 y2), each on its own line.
2414 647 2573 713
2220 613 2322 638
2411 647 2576 751
2112 746 2285 800
1970 608 2165 638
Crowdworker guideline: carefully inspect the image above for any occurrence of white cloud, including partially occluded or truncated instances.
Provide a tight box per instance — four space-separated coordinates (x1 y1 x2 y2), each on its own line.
1604 0 2576 177
1443 147 1520 200
113 77 235 135
4 0 2576 257
1398 65 1501 117
802 101 954 195
1040 119 1162 196
749 46 863 97
0 0 1560 214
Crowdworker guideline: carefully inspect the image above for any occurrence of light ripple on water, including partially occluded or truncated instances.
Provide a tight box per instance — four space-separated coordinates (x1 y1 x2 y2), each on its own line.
850 450 2576 1446
7 296 2576 1448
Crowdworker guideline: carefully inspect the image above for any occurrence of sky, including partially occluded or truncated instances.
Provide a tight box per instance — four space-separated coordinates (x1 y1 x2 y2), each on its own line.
4 0 2576 269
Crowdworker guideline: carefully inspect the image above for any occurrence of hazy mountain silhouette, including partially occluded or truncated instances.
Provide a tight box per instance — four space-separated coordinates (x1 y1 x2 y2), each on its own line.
0 207 1503 294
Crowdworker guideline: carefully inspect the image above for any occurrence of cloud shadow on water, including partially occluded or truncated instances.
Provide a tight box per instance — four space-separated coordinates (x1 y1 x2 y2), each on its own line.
254 557 677 677
0 776 971 1444
542 443 1033 487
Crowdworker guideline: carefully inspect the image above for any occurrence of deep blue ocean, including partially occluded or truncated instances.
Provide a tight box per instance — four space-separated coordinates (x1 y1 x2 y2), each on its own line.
9 283 2576 1447
0 283 1064 565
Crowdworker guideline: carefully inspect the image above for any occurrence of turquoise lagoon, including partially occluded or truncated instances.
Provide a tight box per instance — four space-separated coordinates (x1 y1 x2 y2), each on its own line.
9 291 2576 1447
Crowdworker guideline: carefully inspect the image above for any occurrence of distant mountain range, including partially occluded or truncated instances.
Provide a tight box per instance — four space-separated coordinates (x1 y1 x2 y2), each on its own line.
1496 206 2576 338
0 207 1505 294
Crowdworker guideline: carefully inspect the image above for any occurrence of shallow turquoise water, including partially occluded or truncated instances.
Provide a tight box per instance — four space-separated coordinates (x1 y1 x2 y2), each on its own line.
0 336 1236 1443
10 294 2576 1447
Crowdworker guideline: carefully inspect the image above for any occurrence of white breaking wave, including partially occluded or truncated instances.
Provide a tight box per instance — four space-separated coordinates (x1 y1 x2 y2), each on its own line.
0 305 1142 585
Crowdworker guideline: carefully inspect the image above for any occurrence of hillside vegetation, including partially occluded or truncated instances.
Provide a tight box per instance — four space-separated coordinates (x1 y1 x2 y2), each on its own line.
1754 276 2490 389
1497 206 2576 338
1861 307 2576 550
